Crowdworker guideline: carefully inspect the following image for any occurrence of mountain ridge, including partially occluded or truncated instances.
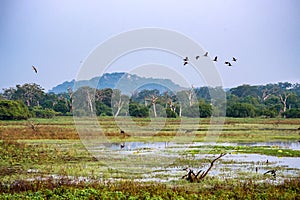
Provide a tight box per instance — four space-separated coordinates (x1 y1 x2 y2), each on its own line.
48 72 186 94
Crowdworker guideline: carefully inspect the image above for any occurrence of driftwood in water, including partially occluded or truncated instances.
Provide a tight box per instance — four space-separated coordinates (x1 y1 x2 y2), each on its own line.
182 153 226 182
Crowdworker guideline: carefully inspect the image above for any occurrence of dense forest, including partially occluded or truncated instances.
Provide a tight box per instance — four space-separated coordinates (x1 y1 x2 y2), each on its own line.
1 82 300 120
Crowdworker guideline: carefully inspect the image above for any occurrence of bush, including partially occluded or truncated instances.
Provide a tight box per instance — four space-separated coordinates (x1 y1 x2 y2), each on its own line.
53 100 69 114
226 103 257 117
199 101 212 118
283 108 300 118
0 100 31 120
129 102 149 118
166 108 177 118
181 104 200 118
32 106 57 118
96 102 113 116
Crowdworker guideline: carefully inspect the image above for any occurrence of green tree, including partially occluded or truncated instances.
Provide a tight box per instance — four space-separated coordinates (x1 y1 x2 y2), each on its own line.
284 108 300 118
0 100 31 120
32 106 57 118
198 100 212 118
3 83 45 107
53 100 69 114
129 102 149 117
226 103 257 117
229 84 259 98
96 102 113 116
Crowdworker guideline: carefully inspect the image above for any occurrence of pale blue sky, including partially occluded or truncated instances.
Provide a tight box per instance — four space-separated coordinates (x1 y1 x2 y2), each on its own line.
0 0 299 91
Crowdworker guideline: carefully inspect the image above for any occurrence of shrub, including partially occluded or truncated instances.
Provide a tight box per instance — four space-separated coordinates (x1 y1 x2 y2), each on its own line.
284 108 300 118
32 106 57 118
96 102 113 116
166 108 177 118
129 102 149 118
0 100 31 120
199 101 212 118
226 103 257 117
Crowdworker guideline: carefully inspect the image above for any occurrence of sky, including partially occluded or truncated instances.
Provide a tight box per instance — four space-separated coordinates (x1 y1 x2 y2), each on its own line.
0 0 300 92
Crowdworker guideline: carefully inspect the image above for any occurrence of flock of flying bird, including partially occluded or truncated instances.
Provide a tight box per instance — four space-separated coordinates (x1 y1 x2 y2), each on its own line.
31 52 237 74
183 51 237 67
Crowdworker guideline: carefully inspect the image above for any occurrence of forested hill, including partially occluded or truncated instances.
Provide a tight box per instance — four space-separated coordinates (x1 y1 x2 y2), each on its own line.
49 72 185 94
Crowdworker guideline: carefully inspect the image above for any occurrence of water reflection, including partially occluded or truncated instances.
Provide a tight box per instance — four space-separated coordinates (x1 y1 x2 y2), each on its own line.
102 141 300 151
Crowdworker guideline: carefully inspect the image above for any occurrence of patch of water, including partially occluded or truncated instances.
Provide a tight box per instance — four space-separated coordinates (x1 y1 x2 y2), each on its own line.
99 141 300 151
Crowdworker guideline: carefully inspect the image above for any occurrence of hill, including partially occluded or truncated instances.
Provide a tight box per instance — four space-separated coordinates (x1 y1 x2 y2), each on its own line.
48 72 185 94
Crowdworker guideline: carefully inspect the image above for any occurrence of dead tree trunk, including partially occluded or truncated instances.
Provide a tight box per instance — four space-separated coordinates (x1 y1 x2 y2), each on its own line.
86 91 94 114
279 93 291 113
114 98 124 117
151 96 158 118
182 153 226 182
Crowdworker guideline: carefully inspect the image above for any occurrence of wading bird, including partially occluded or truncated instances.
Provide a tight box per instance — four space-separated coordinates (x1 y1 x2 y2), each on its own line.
120 143 125 149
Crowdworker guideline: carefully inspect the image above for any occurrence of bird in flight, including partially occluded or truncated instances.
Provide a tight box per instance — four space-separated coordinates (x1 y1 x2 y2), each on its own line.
32 65 38 73
213 56 218 62
204 52 208 57
232 57 237 62
264 169 276 177
225 61 232 67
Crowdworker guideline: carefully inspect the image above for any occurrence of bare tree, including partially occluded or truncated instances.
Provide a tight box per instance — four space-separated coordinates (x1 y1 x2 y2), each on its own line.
112 89 129 117
182 153 226 182
279 92 291 113
185 85 195 107
145 95 158 117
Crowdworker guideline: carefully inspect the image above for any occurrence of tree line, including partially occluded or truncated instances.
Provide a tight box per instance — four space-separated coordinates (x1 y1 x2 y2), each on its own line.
1 82 300 120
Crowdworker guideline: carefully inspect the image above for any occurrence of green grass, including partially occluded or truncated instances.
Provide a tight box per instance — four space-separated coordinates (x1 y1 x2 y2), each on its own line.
0 178 299 199
0 116 300 198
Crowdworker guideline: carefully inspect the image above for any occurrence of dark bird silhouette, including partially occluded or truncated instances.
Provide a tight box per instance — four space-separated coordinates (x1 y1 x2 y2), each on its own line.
120 143 125 149
225 61 232 66
183 57 189 62
183 61 188 66
264 169 276 177
120 130 125 134
255 167 258 173
213 56 218 62
195 55 200 60
204 52 208 57
266 159 269 164
32 65 38 73
232 57 237 62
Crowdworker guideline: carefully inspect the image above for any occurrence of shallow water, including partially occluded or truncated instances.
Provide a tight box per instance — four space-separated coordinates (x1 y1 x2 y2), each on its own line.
101 141 300 151
89 141 300 181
